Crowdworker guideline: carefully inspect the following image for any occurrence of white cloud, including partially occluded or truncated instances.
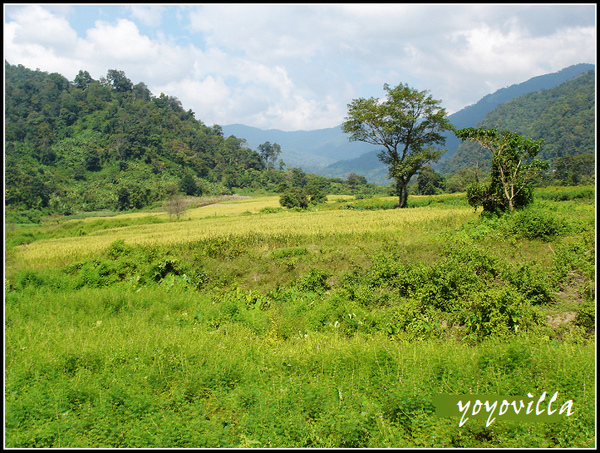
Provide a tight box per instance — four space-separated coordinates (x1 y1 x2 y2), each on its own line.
7 4 78 50
126 5 166 28
3 4 596 130
158 76 232 122
86 19 156 62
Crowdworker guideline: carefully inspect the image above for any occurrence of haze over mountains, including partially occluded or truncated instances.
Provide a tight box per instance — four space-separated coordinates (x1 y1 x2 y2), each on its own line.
222 63 594 185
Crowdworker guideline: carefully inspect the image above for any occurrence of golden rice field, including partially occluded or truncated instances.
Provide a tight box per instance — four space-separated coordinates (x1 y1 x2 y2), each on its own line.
11 196 478 268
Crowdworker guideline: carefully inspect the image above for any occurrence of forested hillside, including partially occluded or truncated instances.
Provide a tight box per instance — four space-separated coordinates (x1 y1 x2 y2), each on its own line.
437 62 594 166
440 70 595 176
4 63 372 222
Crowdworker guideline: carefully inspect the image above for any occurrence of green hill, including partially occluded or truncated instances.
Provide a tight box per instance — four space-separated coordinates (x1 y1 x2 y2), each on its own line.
4 63 374 222
440 69 595 175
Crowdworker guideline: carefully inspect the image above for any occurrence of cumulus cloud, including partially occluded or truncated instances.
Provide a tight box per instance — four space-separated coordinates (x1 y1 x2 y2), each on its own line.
126 5 166 28
3 4 596 130
86 19 156 62
7 4 78 50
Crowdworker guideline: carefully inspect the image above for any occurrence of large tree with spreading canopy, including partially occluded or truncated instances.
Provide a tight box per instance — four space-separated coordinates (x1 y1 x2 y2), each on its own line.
342 83 453 208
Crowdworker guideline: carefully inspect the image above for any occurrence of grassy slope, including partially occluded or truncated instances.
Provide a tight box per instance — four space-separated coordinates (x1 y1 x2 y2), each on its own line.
4 189 596 448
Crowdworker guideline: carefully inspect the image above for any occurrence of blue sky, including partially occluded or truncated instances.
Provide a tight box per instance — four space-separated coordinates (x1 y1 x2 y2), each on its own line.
4 3 596 131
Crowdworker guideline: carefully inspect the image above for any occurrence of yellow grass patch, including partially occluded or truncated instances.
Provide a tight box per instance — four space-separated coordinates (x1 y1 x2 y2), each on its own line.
11 197 477 268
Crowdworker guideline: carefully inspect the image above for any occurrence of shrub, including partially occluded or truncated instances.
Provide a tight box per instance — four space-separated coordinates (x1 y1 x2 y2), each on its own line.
502 263 555 305
12 270 46 290
365 253 404 287
105 239 132 260
460 286 537 341
574 300 595 333
383 394 436 429
294 268 332 293
385 299 444 340
259 206 284 214
504 207 569 241
280 187 309 209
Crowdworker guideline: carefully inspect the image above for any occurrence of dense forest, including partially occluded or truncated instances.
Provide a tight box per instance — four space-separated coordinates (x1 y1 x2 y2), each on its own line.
4 62 378 223
440 70 595 180
4 63 596 223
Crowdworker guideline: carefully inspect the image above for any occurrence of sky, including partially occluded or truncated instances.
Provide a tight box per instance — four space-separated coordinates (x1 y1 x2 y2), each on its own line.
3 3 597 131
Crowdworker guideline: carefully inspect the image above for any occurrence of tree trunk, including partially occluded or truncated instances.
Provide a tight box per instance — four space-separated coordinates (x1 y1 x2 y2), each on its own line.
395 180 408 208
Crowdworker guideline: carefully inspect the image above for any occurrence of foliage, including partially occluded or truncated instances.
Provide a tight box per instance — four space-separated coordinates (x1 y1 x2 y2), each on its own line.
293 267 332 293
503 206 570 241
455 127 548 213
257 141 282 168
553 153 595 186
279 187 309 209
415 165 446 195
342 82 453 208
279 185 326 209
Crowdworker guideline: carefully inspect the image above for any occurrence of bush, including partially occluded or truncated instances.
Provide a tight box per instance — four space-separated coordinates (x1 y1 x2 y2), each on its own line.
385 299 444 341
504 207 569 241
105 239 133 260
294 268 332 293
574 300 595 333
502 263 555 305
460 286 537 341
259 206 284 214
280 187 309 209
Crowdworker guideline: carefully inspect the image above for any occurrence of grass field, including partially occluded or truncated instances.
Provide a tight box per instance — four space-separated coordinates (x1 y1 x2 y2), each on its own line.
4 187 596 448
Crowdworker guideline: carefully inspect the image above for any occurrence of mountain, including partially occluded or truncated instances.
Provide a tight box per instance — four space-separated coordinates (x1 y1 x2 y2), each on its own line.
440 68 595 175
224 63 594 184
5 62 383 222
438 62 595 165
220 123 374 173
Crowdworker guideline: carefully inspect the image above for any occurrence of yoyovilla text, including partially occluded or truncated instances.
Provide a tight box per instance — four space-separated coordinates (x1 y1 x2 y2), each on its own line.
433 392 574 427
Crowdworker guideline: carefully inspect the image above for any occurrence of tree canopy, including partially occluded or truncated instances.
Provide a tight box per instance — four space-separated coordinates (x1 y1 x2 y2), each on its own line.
455 127 547 213
342 83 453 208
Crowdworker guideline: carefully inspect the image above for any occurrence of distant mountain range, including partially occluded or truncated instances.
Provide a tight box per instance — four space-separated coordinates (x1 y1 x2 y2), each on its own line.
220 124 375 173
223 63 594 185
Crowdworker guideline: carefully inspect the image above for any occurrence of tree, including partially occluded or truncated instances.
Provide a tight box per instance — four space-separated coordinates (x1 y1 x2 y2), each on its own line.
116 187 131 211
258 141 282 168
290 167 307 188
305 181 327 204
74 70 94 90
342 83 452 208
106 69 133 93
179 173 201 196
84 148 102 171
346 172 367 191
280 187 309 209
444 167 481 193
455 127 547 213
416 165 445 195
165 194 188 220
553 153 595 186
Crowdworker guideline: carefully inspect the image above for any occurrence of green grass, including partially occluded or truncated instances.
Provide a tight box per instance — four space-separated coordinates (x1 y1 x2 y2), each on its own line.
4 187 596 448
